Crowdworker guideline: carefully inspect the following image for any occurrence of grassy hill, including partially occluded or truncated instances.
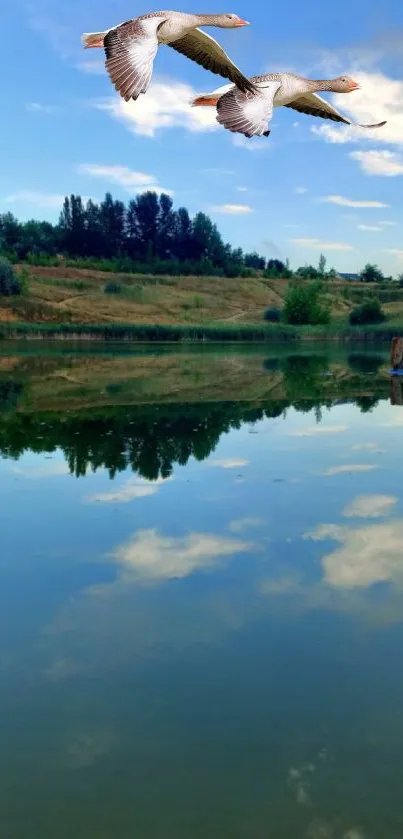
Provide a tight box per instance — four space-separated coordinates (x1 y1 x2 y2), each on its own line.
0 263 402 325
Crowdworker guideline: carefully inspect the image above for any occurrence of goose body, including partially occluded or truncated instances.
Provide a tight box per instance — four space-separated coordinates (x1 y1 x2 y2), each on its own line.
192 72 387 137
82 10 255 103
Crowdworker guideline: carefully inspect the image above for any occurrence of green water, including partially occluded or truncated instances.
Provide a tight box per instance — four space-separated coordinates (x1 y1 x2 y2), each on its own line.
2 344 403 838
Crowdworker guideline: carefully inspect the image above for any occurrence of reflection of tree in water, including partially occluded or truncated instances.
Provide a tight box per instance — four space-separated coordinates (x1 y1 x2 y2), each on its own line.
0 352 389 479
347 352 384 374
0 380 24 414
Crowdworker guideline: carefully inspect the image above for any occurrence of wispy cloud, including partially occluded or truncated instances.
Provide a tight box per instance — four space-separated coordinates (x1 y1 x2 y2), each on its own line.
5 191 67 208
357 223 382 231
320 195 389 208
290 425 348 437
112 528 251 581
385 248 403 260
77 163 172 195
209 204 253 215
95 79 218 138
26 102 60 115
343 494 398 518
290 237 354 251
76 60 105 75
295 186 308 194
321 464 378 476
228 517 264 533
86 477 169 504
349 150 403 176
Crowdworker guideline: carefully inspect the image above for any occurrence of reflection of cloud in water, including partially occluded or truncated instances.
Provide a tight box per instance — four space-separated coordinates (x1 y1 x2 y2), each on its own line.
10 460 69 478
307 521 403 589
210 458 250 469
228 517 264 533
351 442 385 453
290 425 348 437
113 528 251 581
321 464 378 477
382 415 403 427
343 494 398 519
86 477 169 504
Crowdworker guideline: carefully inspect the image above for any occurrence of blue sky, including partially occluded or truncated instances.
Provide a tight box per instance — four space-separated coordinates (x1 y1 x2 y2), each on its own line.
1 0 403 273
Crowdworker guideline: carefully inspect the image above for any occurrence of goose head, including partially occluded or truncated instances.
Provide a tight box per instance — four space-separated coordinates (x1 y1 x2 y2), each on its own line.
328 75 360 93
206 13 250 27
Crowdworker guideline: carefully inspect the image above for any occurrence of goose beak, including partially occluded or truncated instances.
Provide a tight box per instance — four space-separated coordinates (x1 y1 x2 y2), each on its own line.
349 80 360 91
235 18 250 25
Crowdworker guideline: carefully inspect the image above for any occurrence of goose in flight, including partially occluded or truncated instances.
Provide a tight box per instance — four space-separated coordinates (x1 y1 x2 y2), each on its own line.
82 10 255 102
192 72 386 137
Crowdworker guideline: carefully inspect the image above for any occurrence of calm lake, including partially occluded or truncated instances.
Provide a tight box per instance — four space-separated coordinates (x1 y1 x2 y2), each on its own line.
2 343 403 839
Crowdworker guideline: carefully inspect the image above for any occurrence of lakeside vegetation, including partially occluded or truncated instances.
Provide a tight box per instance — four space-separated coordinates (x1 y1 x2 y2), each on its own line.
1 193 403 341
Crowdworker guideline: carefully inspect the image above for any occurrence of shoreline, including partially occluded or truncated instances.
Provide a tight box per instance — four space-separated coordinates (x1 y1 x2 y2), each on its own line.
0 322 402 343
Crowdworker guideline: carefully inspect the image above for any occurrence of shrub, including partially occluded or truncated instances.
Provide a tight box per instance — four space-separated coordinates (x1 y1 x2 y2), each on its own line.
263 306 282 322
104 280 122 295
283 281 330 325
349 299 385 325
0 258 21 296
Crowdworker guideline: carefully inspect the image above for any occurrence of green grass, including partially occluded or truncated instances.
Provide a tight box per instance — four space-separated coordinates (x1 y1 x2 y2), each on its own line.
1 320 403 343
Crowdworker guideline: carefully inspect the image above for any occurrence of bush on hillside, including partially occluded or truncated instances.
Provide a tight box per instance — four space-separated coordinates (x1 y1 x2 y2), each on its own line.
0 258 21 296
104 280 122 295
263 306 282 322
283 281 330 326
349 299 385 326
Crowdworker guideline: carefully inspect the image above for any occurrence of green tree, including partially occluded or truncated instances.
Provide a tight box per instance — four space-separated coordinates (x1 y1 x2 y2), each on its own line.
0 258 21 296
318 253 326 276
360 263 384 283
284 280 331 325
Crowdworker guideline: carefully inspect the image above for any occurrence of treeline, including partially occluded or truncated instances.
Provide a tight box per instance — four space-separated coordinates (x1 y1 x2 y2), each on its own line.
0 192 275 279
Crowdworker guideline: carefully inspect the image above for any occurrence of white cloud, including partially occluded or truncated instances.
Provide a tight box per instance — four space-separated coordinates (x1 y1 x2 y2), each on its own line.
5 191 67 208
349 149 403 176
295 186 308 194
357 223 382 231
77 163 172 195
290 425 348 437
237 186 249 192
322 464 378 476
76 60 105 75
379 220 398 226
320 195 389 208
95 79 218 138
343 494 398 518
311 71 403 148
86 477 169 504
112 528 251 581
306 520 403 589
382 413 403 425
209 204 253 215
385 248 403 260
210 458 250 469
290 237 353 251
26 102 59 115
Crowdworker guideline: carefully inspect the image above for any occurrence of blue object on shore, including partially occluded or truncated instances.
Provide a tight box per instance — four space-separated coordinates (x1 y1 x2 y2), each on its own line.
389 369 403 376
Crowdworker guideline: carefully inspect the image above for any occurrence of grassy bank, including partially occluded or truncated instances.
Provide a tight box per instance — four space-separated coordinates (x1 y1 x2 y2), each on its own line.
0 321 402 343
1 263 403 342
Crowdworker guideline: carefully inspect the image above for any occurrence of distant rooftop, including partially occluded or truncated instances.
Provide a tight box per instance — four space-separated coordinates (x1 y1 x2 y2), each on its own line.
338 272 360 281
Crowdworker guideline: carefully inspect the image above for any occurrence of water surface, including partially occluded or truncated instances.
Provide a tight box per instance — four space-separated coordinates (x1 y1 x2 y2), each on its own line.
1 344 403 838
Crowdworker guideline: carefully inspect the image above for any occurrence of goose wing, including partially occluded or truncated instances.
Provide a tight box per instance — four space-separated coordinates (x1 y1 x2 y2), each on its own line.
168 29 256 94
285 92 386 128
216 80 281 137
104 18 162 101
